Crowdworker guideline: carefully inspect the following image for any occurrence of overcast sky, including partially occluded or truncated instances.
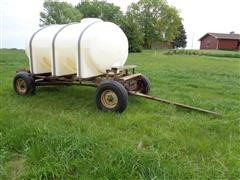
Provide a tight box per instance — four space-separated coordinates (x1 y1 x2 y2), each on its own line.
0 0 239 49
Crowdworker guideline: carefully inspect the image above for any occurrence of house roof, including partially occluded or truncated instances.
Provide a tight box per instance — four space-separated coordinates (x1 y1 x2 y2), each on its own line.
199 33 240 41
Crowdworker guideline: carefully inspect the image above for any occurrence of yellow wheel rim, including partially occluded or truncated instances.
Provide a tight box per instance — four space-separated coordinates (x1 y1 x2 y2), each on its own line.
16 78 27 94
100 90 118 109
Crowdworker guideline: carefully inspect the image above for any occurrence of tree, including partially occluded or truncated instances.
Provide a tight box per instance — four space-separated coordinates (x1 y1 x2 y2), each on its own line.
75 0 123 24
40 0 82 26
155 5 182 42
171 23 187 48
119 14 143 52
127 0 181 49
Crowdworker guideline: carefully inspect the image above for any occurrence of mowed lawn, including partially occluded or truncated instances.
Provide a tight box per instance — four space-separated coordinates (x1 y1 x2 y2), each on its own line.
0 49 239 179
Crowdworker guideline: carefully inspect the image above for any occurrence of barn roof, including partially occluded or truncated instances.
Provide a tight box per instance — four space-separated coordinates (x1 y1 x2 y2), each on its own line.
199 33 240 41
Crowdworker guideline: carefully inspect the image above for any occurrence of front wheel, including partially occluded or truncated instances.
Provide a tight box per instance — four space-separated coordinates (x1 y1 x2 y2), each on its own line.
138 75 150 94
13 72 35 95
95 80 128 113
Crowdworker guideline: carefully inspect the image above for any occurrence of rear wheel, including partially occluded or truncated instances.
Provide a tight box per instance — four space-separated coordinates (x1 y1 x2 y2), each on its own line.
138 75 150 94
13 72 35 95
96 80 128 113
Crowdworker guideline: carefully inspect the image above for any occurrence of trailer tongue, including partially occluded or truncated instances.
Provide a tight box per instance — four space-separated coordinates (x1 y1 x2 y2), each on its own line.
129 91 220 116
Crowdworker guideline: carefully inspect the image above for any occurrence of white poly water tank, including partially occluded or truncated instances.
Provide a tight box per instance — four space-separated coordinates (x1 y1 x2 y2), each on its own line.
25 18 129 78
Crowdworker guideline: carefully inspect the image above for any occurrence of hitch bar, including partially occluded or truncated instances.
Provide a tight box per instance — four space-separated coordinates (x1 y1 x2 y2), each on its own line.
129 91 220 116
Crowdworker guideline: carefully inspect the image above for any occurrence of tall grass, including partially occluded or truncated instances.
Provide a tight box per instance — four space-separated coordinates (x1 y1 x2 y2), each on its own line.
165 49 240 58
0 49 240 179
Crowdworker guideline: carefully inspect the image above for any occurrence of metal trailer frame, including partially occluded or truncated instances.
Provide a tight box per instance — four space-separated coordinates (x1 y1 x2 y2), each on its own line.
18 65 140 89
14 65 220 116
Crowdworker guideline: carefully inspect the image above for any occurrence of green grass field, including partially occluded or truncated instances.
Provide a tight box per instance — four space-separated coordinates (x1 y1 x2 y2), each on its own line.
0 49 240 179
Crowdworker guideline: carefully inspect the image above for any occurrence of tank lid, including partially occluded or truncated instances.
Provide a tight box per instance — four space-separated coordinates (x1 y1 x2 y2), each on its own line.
81 18 103 24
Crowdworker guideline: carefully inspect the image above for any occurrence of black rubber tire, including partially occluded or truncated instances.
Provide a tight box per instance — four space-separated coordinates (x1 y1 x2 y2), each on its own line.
13 72 35 95
138 75 150 94
96 80 128 113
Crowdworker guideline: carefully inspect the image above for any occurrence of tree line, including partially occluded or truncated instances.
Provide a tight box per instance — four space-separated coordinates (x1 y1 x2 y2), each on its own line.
40 0 187 52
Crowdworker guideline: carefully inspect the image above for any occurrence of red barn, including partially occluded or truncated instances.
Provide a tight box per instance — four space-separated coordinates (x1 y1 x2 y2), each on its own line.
199 33 240 50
